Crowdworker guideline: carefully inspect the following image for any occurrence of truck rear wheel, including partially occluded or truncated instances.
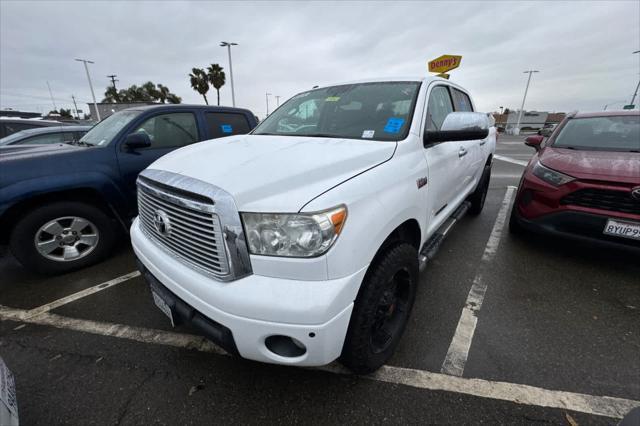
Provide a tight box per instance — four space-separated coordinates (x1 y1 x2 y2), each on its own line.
9 201 118 275
340 243 418 374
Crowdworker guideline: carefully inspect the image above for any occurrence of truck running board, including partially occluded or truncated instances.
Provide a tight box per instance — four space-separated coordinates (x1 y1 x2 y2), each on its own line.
418 201 471 272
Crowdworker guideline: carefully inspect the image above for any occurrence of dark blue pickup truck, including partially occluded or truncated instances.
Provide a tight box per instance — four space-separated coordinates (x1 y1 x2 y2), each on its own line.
0 104 257 274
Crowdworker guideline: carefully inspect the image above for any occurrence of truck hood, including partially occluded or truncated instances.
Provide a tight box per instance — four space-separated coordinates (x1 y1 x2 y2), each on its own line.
0 143 81 161
149 134 396 211
541 147 640 184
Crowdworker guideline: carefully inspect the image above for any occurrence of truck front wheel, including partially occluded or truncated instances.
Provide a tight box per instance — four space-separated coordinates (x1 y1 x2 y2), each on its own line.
468 164 491 215
9 202 118 275
340 243 418 374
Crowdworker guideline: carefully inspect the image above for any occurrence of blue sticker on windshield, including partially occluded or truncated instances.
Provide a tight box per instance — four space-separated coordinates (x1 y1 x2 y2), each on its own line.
221 124 233 133
384 117 405 134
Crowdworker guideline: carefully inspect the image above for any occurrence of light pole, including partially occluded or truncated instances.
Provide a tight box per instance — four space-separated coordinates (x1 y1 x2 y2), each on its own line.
515 70 539 135
46 81 57 111
265 92 272 116
71 95 80 119
629 50 640 108
220 41 238 107
75 58 100 121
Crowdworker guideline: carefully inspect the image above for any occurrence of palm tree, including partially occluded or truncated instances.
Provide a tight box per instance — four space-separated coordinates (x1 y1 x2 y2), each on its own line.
206 64 226 106
189 68 210 105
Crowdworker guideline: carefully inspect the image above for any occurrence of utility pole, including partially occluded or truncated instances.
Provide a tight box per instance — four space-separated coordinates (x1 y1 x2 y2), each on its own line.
46 81 57 111
71 95 80 119
265 92 272 116
275 95 281 107
107 74 119 89
75 58 101 121
515 70 539 135
220 41 238 107
629 50 640 108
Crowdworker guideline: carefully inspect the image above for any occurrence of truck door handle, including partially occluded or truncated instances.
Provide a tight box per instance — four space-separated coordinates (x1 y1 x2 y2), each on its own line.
479 140 486 146
458 147 467 158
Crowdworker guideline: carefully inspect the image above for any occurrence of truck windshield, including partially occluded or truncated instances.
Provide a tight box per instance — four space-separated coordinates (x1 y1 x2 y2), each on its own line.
553 116 640 152
80 110 141 146
252 81 421 141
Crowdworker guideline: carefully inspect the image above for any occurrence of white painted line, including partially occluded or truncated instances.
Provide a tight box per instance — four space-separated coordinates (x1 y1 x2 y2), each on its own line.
494 154 529 167
1 304 637 419
24 271 140 319
0 304 225 355
366 365 639 420
441 186 516 377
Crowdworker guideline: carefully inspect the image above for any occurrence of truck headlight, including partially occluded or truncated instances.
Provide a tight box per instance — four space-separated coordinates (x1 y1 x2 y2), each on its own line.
532 161 574 187
241 206 347 257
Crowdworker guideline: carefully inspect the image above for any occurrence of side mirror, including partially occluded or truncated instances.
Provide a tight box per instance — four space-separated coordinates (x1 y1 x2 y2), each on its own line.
424 112 490 144
525 135 544 151
124 132 151 150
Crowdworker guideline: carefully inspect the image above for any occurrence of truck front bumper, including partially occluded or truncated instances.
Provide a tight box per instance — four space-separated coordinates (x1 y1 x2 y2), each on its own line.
131 218 365 367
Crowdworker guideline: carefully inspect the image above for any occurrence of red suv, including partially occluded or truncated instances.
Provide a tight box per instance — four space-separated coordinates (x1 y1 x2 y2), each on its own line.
510 111 639 249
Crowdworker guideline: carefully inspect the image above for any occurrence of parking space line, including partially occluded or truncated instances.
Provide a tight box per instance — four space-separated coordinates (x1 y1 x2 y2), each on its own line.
1 303 637 419
494 154 528 167
23 271 140 319
441 186 516 377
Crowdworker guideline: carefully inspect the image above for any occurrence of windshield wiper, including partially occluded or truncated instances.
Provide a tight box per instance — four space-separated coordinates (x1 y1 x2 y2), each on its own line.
68 140 94 147
299 133 341 138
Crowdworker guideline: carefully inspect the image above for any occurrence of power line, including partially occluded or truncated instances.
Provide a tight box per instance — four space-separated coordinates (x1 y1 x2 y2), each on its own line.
0 91 91 104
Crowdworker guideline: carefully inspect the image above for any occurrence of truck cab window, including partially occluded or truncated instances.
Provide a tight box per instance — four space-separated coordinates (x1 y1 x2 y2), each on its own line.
132 112 198 149
426 86 454 131
451 88 474 112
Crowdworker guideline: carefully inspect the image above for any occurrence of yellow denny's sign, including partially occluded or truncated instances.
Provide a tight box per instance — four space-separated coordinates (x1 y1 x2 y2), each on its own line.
428 55 462 74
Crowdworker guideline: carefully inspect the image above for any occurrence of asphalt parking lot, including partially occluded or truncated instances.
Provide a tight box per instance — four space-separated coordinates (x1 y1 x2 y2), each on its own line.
1 135 638 425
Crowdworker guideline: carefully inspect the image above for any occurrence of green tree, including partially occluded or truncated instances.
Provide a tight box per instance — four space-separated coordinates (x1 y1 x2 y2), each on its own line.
101 81 181 104
103 86 121 103
59 108 73 118
189 68 209 105
157 84 170 103
166 93 182 104
206 64 226 106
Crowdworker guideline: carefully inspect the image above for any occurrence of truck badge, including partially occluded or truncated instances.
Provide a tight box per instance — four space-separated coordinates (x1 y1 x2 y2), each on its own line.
153 210 172 237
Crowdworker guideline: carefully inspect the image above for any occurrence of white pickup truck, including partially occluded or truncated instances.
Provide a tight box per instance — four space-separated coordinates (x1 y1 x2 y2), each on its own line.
131 77 495 373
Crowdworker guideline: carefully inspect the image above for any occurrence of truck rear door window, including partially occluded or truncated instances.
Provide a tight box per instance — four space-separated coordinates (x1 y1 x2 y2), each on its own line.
451 88 474 112
205 113 251 139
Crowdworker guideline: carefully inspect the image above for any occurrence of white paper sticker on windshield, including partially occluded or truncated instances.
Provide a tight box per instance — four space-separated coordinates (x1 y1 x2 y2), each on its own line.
362 130 375 139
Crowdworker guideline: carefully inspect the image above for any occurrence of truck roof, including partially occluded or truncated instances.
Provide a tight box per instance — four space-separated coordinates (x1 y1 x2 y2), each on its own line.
313 75 448 89
125 104 255 115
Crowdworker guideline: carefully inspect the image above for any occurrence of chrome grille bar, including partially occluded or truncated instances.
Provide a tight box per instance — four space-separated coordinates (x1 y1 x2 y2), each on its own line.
137 179 229 277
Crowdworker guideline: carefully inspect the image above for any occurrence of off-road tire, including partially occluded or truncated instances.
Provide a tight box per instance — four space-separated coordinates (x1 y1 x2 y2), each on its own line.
340 243 419 374
9 201 118 275
468 164 491 216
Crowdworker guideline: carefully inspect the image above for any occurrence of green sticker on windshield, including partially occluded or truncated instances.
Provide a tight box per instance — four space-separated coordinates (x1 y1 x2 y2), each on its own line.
325 96 340 102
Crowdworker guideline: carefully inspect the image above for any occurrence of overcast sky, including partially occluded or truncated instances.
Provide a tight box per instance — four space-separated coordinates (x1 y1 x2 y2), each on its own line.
1 1 639 118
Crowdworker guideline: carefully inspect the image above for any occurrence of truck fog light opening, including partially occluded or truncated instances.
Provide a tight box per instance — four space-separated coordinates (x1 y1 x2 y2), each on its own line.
265 335 307 358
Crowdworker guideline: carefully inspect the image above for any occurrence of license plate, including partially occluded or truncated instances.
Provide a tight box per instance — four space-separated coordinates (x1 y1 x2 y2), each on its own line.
152 291 174 326
603 219 640 241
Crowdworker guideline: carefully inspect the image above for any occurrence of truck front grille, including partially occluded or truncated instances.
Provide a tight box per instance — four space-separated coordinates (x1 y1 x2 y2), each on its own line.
137 179 230 278
561 188 640 215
